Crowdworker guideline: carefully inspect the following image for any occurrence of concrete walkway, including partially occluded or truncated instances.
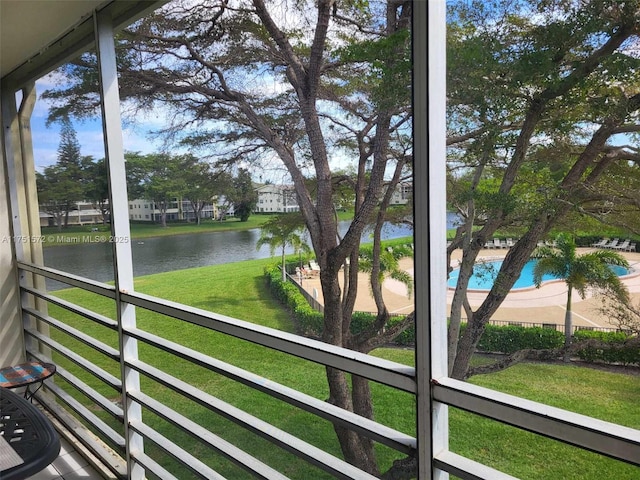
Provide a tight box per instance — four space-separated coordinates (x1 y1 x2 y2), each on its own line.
296 248 640 330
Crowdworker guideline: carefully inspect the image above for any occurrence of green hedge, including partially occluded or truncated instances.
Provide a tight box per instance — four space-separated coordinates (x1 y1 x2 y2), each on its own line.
573 330 640 365
264 265 637 364
264 265 323 336
263 265 414 345
469 325 564 354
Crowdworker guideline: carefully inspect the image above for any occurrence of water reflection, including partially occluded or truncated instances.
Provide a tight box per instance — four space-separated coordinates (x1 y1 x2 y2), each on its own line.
43 220 416 290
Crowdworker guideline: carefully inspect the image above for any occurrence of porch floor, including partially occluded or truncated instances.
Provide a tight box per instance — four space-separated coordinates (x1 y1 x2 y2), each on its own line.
27 436 104 480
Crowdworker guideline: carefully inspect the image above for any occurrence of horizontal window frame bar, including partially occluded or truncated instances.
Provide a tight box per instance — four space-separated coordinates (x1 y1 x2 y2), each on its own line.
26 328 122 391
433 377 640 467
22 285 118 329
129 419 227 480
128 358 379 480
18 262 116 299
18 262 415 391
434 451 519 480
34 391 128 478
131 451 179 480
130 390 290 480
23 306 120 361
127 326 416 455
122 290 416 393
52 363 124 421
43 380 125 449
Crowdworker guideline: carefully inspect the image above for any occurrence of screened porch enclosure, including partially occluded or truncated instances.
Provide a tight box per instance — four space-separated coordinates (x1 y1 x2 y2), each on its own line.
1 1 639 479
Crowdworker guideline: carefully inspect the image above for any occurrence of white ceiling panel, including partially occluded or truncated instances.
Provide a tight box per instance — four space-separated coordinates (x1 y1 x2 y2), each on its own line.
0 0 106 79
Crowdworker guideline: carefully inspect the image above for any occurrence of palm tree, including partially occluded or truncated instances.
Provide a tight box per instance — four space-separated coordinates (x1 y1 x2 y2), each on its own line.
256 213 310 282
358 244 414 299
532 233 629 361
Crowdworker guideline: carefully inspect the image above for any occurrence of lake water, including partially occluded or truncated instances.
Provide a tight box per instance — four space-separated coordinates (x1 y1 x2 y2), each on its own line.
43 220 421 290
43 214 459 290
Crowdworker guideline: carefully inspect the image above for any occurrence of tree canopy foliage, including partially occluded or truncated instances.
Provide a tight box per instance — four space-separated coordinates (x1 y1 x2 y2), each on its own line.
37 118 99 229
124 152 239 225
257 212 309 282
446 0 640 379
44 1 413 473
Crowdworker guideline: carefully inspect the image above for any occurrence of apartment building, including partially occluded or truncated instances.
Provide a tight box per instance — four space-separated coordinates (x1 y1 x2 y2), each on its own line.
256 184 300 213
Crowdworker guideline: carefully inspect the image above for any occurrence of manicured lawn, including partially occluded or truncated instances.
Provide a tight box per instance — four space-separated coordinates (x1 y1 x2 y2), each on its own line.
455 364 640 479
48 258 640 479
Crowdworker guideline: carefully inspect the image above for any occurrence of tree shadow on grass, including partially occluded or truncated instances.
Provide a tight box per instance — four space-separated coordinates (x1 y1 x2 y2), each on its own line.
188 275 297 333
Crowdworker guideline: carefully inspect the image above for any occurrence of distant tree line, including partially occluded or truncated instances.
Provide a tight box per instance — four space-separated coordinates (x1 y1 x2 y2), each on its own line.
37 121 258 229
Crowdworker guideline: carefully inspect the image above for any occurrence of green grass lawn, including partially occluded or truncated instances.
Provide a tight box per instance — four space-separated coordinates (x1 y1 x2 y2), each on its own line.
48 258 640 479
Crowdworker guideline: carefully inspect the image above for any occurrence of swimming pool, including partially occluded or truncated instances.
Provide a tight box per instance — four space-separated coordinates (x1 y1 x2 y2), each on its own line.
447 259 629 291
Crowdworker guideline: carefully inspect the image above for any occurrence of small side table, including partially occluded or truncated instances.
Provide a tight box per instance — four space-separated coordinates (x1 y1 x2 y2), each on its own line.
0 361 56 401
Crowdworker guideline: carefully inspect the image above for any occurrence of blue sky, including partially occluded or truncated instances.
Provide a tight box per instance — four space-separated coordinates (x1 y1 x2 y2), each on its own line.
29 77 291 183
30 76 167 172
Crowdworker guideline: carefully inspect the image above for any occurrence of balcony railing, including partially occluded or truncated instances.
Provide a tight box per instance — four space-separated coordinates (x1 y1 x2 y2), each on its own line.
18 261 418 479
18 260 640 480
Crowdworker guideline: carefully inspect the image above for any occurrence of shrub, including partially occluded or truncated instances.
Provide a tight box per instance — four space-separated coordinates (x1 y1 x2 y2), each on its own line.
263 265 414 344
474 325 564 354
573 330 640 366
264 264 323 336
265 265 635 361
387 315 415 345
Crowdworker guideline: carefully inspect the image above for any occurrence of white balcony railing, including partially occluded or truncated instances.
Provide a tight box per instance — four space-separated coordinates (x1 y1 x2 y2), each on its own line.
18 260 640 480
18 261 418 479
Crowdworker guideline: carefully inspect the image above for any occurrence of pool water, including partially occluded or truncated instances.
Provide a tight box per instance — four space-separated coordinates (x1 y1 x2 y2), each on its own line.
448 259 629 291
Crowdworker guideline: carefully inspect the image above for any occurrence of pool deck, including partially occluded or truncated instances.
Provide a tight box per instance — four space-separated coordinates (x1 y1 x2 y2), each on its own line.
296 248 640 330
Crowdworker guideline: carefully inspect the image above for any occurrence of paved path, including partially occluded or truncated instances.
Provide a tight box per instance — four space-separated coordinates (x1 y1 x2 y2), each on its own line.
297 248 640 330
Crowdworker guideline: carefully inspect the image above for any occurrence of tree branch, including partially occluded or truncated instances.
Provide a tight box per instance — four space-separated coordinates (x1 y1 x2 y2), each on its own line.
466 336 640 379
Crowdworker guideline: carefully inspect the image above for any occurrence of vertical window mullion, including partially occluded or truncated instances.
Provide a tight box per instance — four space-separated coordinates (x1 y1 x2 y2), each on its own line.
414 0 449 478
94 10 143 480
1 85 33 362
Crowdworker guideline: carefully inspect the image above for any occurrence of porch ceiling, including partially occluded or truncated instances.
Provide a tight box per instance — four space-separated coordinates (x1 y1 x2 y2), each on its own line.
0 0 107 79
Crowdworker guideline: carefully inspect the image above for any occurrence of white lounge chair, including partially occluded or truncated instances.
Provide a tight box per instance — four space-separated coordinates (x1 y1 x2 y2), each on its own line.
614 239 630 251
626 243 636 252
505 238 515 248
591 238 608 248
604 238 619 249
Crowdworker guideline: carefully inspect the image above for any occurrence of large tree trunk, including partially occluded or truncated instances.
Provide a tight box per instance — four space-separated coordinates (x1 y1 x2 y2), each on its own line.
451 225 550 379
325 368 379 475
160 205 167 227
320 271 379 475
351 375 377 469
448 242 482 373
